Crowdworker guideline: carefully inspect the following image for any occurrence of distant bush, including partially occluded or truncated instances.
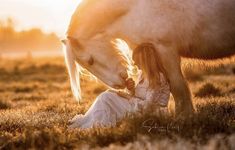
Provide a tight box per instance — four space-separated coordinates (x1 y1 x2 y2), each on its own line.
0 18 62 52
14 86 34 93
228 87 235 94
195 83 223 98
0 100 11 109
232 67 235 74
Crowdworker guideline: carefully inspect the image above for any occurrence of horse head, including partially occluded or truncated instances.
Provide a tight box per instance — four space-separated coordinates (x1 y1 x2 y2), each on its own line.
63 0 134 101
63 36 132 101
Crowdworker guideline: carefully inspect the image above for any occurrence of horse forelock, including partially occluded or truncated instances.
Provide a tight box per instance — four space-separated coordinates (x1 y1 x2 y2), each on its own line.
112 39 135 75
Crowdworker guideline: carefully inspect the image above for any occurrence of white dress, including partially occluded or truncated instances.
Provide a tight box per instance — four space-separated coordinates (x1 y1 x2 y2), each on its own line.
68 73 170 129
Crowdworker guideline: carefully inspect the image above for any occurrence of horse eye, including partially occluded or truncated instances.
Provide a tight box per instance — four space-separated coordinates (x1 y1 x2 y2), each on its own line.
88 57 94 66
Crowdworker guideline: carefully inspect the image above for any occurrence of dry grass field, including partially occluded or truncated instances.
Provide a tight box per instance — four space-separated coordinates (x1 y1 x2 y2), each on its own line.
0 57 234 150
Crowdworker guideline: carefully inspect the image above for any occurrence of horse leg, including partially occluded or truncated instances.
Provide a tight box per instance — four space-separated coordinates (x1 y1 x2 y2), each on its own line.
154 44 194 118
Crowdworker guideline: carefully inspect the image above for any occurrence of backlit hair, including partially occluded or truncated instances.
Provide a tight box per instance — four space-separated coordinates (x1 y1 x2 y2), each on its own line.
132 43 165 89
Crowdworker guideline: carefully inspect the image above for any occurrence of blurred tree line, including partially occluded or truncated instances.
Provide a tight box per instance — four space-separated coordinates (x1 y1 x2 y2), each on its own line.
0 18 62 52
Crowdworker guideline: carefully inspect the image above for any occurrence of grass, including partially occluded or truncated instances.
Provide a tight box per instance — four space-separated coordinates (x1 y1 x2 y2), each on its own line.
195 83 223 98
0 100 11 109
0 57 234 150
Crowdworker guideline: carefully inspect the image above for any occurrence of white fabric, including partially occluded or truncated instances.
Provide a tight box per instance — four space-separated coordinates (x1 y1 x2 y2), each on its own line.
69 73 170 129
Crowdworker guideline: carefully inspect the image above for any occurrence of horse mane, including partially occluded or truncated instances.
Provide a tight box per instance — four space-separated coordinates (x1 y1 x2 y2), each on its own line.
112 39 135 75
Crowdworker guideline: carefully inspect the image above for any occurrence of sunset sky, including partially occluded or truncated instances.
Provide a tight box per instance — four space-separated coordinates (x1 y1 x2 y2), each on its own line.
0 0 82 37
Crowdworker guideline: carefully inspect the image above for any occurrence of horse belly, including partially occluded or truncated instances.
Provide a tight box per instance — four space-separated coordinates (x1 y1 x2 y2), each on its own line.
180 26 235 60
177 0 235 60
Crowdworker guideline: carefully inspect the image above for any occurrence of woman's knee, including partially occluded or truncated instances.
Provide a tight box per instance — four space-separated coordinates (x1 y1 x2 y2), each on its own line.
97 90 116 101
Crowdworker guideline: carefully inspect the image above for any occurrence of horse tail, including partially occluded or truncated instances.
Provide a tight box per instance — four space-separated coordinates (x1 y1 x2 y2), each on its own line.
63 41 81 101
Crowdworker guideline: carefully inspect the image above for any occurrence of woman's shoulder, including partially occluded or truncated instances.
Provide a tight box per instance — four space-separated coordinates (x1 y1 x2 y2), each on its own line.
148 73 169 92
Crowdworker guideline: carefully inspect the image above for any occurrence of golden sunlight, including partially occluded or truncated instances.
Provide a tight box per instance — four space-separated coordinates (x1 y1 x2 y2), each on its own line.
0 0 234 149
113 39 132 59
0 0 82 36
0 0 82 57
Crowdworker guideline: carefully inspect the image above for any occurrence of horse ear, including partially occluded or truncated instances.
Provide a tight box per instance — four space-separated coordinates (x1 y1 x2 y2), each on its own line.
61 39 67 45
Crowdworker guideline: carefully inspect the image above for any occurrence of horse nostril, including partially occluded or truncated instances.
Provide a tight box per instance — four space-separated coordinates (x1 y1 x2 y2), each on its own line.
120 71 128 80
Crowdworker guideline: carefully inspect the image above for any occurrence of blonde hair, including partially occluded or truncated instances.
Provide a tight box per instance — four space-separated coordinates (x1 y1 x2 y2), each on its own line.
133 43 165 89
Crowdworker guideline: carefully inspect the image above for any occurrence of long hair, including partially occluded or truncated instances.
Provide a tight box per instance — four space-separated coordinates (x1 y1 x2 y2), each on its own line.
133 43 166 89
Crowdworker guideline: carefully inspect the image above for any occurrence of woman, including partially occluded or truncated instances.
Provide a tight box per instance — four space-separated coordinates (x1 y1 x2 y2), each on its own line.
68 43 170 129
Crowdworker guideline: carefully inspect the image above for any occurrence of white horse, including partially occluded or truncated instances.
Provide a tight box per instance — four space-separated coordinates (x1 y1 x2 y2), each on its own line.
63 0 235 117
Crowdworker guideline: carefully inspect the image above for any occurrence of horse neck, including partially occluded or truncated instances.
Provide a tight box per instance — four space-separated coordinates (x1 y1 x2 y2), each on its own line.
105 7 154 50
68 0 134 39
107 20 150 50
106 23 140 51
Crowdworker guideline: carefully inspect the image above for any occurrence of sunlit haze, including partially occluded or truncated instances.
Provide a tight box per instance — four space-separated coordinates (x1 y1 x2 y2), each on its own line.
0 0 82 37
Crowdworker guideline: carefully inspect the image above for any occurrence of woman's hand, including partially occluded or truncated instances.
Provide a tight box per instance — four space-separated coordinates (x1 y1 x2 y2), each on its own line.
126 78 135 95
126 78 135 90
117 91 132 100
